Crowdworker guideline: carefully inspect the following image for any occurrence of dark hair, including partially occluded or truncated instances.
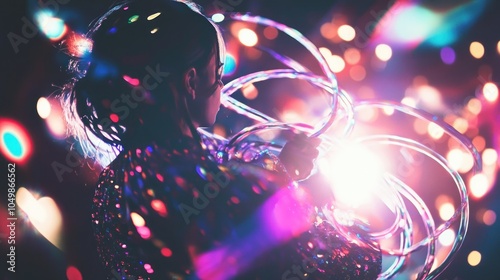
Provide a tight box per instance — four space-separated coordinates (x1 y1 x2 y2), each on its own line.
60 0 225 162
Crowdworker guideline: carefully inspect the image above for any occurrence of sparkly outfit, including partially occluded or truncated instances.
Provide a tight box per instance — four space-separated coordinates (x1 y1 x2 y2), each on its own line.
92 136 382 279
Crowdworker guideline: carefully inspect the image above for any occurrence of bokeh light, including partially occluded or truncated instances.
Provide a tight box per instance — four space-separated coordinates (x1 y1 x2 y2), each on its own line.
482 82 499 103
427 122 444 139
439 202 455 220
469 173 489 199
326 55 345 73
416 85 442 111
37 97 51 119
0 118 33 164
263 26 278 40
212 13 224 23
223 53 237 76
241 83 259 100
482 210 496 226
151 199 168 217
320 22 335 39
467 98 482 115
128 15 139 23
44 98 67 139
238 28 258 47
344 48 361 64
349 65 366 81
470 41 485 59
467 251 481 266
440 47 456 65
337 24 355 41
36 11 67 41
438 229 456 246
373 4 441 47
447 149 464 171
131 212 146 227
401 96 417 108
17 187 63 249
482 148 498 166
161 247 173 257
66 266 83 280
472 136 486 152
375 44 392 61
147 12 161 20
123 75 140 86
452 117 468 134
137 226 151 239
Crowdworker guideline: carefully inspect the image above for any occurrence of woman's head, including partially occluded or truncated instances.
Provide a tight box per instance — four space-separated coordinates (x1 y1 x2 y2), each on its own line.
64 0 225 152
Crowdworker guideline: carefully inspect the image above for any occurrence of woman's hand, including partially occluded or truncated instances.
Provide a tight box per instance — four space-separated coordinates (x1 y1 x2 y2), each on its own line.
278 133 321 181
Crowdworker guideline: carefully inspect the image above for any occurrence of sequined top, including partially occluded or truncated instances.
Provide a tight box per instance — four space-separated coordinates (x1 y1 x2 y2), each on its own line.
92 136 382 279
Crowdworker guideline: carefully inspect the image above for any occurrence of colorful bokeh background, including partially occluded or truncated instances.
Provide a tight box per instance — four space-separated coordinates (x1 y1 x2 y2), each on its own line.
1 0 499 279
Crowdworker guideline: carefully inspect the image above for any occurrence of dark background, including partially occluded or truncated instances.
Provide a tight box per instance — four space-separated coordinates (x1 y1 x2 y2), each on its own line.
1 0 500 279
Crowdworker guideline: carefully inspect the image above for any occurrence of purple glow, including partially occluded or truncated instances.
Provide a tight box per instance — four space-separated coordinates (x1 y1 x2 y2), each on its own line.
440 47 456 65
193 186 313 279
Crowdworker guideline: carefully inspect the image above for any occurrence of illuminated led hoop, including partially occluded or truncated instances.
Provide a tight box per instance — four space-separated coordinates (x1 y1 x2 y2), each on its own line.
221 69 354 138
201 12 481 280
353 101 481 172
337 135 469 280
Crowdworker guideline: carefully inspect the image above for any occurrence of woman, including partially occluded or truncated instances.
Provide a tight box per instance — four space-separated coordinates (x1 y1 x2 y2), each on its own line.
61 0 382 279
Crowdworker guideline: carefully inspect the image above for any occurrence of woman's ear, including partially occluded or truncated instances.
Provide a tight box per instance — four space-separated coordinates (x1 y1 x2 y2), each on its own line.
183 67 198 100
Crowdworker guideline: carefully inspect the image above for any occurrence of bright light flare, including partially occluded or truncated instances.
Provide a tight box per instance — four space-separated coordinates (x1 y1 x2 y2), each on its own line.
238 28 258 47
17 187 63 249
320 143 387 207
